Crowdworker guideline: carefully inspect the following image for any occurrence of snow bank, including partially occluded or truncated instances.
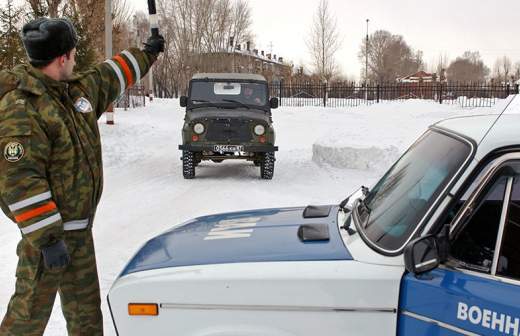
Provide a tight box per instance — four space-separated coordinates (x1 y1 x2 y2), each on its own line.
308 99 509 172
313 143 400 171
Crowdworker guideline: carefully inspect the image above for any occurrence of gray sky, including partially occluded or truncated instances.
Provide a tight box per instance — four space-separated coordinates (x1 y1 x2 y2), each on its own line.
6 0 520 79
127 0 520 80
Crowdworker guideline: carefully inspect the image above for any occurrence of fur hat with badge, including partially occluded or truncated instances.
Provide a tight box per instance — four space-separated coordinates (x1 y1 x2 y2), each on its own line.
21 17 78 66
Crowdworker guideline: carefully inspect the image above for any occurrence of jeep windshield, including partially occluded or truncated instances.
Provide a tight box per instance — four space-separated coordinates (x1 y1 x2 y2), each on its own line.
189 81 268 108
354 130 472 252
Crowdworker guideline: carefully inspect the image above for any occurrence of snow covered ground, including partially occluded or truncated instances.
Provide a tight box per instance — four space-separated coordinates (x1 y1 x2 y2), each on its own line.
0 98 511 334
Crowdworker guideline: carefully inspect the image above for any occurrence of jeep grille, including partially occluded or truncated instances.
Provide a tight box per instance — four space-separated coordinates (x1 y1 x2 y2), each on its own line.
205 119 252 142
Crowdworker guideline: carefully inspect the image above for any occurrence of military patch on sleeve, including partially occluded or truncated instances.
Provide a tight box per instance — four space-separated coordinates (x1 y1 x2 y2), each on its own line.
4 142 24 162
74 97 93 113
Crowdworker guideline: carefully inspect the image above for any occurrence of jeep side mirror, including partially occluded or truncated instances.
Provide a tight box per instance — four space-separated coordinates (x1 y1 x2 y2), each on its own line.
270 97 279 109
404 235 440 275
180 96 188 107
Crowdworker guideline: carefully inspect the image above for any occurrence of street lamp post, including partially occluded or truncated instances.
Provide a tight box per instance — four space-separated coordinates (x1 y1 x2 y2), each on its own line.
365 18 369 84
365 18 369 101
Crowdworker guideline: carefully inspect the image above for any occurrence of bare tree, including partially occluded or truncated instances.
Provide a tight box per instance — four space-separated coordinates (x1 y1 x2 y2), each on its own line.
493 55 512 84
446 51 489 83
513 61 520 82
155 0 253 97
306 0 342 82
359 30 423 83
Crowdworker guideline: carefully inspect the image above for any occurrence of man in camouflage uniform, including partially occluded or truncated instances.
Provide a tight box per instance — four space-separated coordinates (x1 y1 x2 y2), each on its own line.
0 17 164 335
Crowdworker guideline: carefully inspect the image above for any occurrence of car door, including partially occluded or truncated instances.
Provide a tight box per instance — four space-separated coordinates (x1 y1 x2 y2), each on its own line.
397 155 520 335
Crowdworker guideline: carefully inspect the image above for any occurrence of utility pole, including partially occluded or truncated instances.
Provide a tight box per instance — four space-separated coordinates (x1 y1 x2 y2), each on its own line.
365 18 369 101
365 18 369 84
105 0 114 124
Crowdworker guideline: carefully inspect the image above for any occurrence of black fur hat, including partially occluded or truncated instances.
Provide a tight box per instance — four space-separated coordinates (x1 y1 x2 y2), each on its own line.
21 17 78 64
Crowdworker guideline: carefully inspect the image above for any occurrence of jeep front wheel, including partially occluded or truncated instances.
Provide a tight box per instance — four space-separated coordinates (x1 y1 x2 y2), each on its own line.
260 152 275 179
182 150 196 179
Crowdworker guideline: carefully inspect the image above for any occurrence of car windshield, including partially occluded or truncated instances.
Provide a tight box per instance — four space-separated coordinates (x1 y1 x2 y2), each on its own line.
355 130 471 252
190 81 268 107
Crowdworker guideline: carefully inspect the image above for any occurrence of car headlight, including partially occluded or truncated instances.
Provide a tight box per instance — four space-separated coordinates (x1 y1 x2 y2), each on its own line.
254 124 265 136
193 123 205 134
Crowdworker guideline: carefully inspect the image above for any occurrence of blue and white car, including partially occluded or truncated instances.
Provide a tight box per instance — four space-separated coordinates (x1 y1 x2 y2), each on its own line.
108 98 520 336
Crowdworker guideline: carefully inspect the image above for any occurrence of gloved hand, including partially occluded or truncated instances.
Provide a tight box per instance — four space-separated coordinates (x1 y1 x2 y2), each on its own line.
41 240 70 270
143 34 165 56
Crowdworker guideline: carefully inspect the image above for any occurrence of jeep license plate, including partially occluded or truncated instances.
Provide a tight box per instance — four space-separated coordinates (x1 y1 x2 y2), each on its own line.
214 145 244 152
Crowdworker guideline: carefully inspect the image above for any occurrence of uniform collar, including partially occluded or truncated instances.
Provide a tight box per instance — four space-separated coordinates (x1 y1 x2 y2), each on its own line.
27 66 68 97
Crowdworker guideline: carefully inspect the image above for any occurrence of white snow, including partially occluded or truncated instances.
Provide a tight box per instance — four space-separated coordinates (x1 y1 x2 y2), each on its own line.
0 97 511 335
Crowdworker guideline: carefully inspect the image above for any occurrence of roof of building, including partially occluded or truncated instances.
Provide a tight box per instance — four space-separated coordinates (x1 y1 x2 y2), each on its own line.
434 96 520 160
191 73 267 81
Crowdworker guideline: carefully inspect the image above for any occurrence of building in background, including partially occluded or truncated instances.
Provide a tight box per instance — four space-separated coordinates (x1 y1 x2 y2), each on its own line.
196 41 293 83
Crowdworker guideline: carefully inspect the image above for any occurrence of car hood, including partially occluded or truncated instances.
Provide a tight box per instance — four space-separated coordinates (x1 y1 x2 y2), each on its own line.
120 206 351 276
186 108 271 123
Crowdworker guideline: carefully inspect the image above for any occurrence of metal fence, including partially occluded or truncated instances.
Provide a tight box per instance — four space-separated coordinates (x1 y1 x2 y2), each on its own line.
269 82 520 108
115 85 147 109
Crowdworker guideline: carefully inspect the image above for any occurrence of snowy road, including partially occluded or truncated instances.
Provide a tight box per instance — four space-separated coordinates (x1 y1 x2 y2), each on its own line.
0 98 506 334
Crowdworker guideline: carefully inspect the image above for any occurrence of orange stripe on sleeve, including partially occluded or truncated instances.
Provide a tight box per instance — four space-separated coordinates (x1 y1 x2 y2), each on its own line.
113 55 134 87
15 201 57 223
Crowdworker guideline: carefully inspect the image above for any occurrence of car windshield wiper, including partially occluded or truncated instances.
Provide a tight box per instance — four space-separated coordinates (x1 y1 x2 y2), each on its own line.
339 196 351 212
191 99 211 103
221 99 250 109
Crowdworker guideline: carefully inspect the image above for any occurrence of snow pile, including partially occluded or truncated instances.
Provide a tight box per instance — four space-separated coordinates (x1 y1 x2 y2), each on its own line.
313 144 400 171
309 99 509 172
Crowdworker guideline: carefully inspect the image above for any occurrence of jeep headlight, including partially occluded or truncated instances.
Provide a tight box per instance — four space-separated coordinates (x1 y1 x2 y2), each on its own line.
193 123 205 134
254 124 265 136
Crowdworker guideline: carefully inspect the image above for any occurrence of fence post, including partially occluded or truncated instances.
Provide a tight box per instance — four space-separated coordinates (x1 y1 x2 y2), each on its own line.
438 83 443 104
279 79 283 107
506 84 510 97
516 84 520 94
323 82 327 107
376 84 380 103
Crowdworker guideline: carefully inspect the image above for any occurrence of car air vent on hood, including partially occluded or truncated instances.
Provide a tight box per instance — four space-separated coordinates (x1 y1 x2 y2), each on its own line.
297 224 330 242
302 205 332 218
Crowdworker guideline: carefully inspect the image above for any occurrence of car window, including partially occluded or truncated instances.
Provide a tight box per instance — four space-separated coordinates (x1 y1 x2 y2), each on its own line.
357 130 471 252
450 176 507 273
496 177 520 280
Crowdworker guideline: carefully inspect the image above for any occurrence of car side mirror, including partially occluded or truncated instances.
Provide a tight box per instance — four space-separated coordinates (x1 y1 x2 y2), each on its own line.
180 96 188 107
404 235 440 275
270 97 279 109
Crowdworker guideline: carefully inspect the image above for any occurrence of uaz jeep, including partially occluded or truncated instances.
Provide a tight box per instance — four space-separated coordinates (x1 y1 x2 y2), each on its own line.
178 73 278 179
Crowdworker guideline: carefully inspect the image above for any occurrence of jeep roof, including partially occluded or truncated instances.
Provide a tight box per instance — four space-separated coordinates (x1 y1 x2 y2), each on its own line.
191 73 267 82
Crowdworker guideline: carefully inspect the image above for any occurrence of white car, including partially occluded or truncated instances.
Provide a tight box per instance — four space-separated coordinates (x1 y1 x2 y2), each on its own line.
108 97 520 336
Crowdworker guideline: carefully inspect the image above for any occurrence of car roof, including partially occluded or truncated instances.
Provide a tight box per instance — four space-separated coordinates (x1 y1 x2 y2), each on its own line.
191 73 267 82
433 96 520 160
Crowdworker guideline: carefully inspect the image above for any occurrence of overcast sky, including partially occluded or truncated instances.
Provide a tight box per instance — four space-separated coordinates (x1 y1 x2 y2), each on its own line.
5 0 520 79
126 0 520 80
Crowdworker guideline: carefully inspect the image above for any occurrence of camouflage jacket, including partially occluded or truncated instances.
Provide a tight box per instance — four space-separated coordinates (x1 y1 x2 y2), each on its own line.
0 48 156 249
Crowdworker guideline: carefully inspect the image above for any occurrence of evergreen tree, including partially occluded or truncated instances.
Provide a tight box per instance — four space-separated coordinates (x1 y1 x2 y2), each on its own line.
0 0 25 71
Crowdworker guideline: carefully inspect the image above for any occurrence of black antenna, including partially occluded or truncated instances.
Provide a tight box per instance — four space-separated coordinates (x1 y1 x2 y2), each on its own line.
478 94 518 146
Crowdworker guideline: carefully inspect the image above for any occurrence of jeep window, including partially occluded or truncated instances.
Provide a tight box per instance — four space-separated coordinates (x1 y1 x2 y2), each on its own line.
190 82 267 107
356 130 471 252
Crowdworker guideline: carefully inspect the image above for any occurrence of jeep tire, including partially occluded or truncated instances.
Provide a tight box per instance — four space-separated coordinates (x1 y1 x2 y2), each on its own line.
183 150 196 179
260 152 275 180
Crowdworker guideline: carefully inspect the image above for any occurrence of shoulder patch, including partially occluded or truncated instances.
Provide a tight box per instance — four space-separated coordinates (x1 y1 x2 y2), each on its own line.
74 97 93 113
3 142 25 162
